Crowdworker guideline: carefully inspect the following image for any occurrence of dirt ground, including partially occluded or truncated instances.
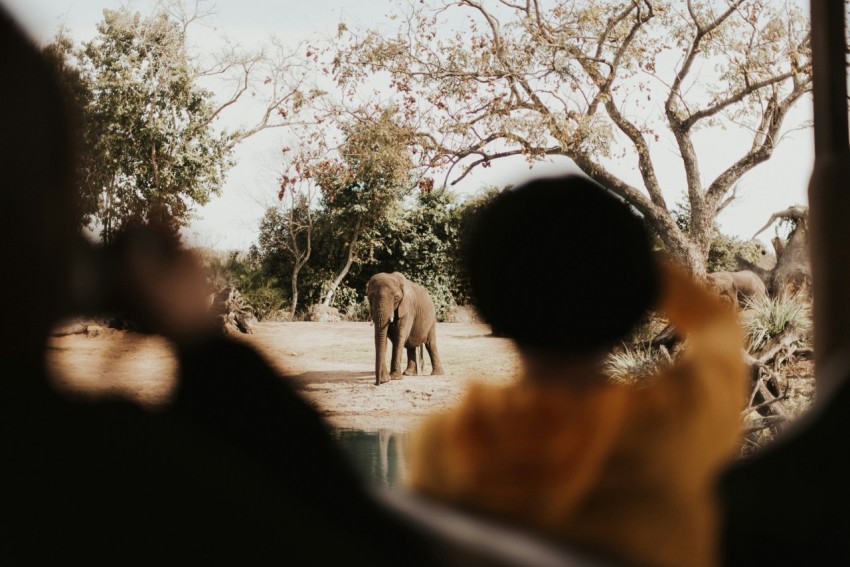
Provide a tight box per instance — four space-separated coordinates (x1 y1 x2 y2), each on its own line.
47 320 817 439
47 322 522 432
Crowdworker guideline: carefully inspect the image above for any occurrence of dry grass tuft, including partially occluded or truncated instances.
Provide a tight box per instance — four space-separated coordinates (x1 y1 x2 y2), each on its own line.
741 294 812 351
604 345 669 384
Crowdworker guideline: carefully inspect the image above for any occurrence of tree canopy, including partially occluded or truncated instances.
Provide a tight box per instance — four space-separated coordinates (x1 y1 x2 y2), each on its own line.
332 0 812 273
51 8 231 240
48 2 310 242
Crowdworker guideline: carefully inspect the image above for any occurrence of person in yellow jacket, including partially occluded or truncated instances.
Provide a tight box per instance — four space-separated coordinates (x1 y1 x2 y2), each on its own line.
408 175 747 567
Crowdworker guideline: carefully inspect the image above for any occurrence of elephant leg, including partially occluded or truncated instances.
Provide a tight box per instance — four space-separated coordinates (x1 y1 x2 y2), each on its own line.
404 346 418 376
377 360 391 385
377 338 393 385
390 336 405 380
425 325 445 376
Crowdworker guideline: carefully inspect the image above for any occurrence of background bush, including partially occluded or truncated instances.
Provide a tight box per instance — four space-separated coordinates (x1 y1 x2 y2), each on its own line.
249 185 503 321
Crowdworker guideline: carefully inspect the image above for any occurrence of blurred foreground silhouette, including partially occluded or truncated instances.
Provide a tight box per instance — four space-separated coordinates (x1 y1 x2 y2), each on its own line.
0 7 431 564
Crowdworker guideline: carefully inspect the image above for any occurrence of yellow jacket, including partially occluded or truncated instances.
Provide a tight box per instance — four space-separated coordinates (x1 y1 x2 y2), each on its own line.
408 264 747 567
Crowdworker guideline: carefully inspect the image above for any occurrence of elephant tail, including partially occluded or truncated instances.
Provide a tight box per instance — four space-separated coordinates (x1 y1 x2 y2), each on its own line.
418 345 424 369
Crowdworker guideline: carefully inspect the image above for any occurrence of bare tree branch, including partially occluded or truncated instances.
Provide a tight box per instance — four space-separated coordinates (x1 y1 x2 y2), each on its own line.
706 83 810 204
683 71 797 129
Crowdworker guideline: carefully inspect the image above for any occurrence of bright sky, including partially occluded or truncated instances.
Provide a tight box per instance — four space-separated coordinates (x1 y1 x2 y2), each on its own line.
5 0 814 251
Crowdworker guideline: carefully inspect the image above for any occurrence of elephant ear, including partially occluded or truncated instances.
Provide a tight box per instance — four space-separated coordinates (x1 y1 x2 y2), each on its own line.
392 273 413 318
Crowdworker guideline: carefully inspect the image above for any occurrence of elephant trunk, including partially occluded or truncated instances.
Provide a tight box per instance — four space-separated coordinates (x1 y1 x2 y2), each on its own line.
374 320 390 385
372 299 393 385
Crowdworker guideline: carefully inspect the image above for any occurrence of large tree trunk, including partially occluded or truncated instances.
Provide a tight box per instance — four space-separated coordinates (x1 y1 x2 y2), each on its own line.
677 238 708 276
647 208 709 276
688 198 717 270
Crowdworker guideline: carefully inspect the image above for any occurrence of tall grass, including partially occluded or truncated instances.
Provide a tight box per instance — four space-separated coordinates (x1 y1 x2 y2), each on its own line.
741 294 812 351
604 345 668 384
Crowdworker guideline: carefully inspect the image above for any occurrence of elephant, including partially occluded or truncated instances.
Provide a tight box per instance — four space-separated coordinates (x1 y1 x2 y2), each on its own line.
706 270 767 309
366 272 445 385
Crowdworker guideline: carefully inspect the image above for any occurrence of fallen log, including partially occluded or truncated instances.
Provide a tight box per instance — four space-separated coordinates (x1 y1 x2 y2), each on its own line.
743 416 786 435
742 329 804 425
745 392 789 416
754 330 802 365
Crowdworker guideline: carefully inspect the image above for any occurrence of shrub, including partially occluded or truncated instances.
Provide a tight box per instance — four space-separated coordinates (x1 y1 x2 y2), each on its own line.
345 301 371 322
242 285 287 321
332 284 370 321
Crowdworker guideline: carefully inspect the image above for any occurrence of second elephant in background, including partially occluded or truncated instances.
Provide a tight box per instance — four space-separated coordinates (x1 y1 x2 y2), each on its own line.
366 272 445 385
706 270 767 309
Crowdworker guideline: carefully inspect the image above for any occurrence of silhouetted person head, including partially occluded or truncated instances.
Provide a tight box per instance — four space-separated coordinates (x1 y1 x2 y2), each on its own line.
0 8 83 362
466 174 659 356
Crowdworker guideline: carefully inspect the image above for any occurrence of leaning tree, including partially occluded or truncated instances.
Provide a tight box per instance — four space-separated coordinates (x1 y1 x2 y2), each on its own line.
308 108 416 306
332 0 812 274
258 180 315 317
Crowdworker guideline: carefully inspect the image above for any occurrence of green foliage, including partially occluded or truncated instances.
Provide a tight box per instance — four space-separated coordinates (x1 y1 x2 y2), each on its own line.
222 249 265 291
314 109 414 240
741 294 812 351
254 196 316 314
225 248 288 319
449 187 503 305
256 207 335 309
257 196 313 263
255 207 293 277
48 7 232 241
318 109 415 212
